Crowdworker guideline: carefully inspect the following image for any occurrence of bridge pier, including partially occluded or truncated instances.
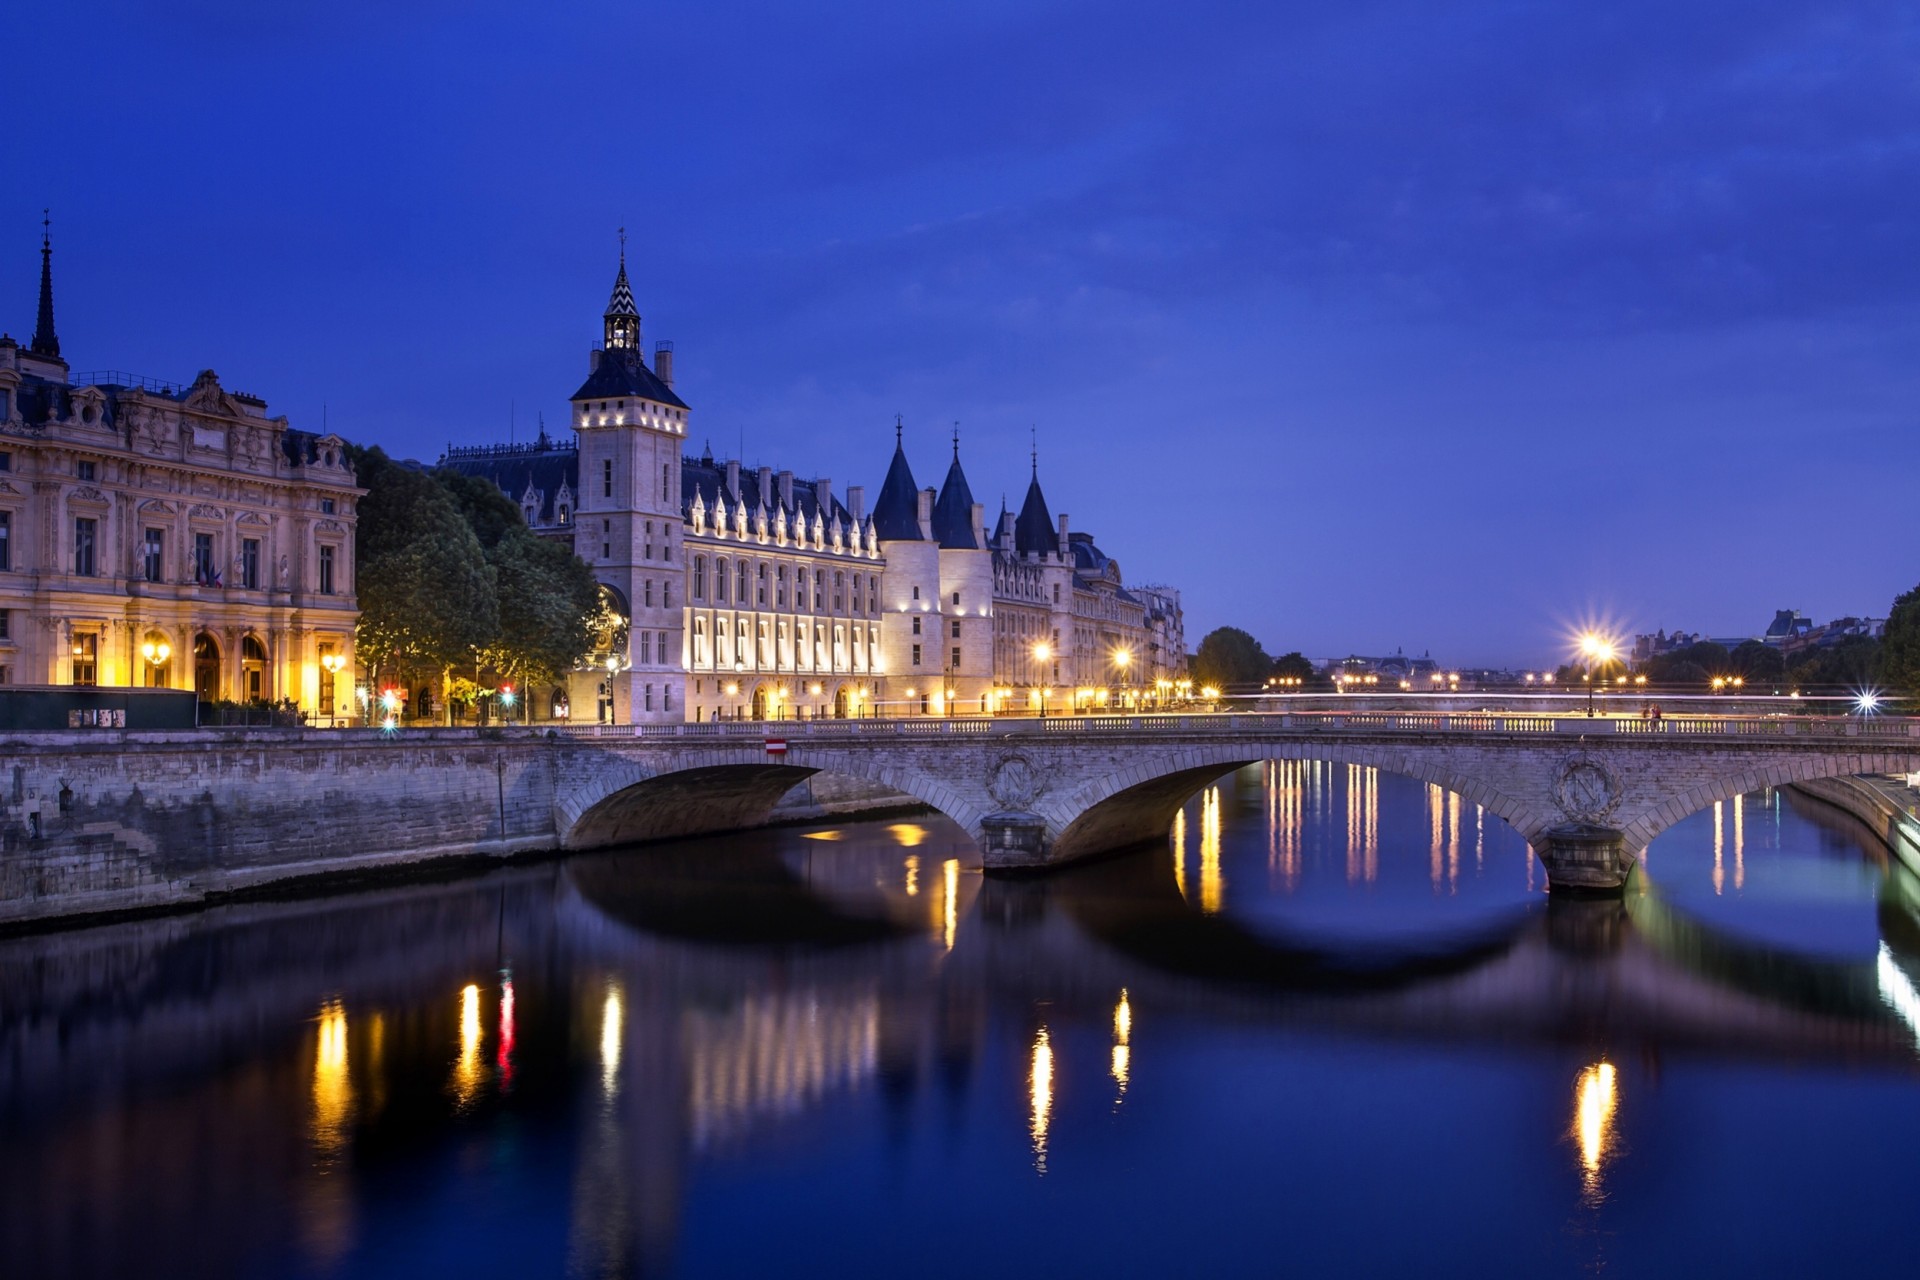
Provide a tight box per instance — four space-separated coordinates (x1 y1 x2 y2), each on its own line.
1536 823 1637 896
978 811 1052 871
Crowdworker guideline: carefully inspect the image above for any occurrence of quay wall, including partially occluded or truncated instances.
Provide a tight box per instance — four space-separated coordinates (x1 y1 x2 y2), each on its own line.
0 728 919 928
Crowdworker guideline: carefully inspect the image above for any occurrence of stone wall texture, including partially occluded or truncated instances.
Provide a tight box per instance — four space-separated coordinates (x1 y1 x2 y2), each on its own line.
5 718 1919 923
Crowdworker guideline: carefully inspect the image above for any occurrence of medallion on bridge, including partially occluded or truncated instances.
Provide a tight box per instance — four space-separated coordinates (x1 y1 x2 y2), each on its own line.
987 753 1044 812
1551 751 1622 826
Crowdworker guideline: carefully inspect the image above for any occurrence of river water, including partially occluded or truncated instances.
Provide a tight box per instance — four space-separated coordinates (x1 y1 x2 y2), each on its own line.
5 764 1919 1278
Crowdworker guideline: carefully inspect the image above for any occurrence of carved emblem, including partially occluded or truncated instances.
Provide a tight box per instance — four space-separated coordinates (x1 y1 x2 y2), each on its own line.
988 752 1043 811
1552 751 1621 826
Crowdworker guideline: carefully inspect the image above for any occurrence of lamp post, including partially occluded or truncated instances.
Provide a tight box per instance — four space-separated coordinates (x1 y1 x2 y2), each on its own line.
1579 633 1617 718
1112 647 1131 711
319 651 345 726
1033 641 1052 717
140 639 172 690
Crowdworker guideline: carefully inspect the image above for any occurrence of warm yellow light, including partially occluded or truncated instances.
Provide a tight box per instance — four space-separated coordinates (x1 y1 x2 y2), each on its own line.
1113 989 1132 1044
453 982 483 1105
942 858 959 951
725 682 738 696
1199 786 1224 913
1201 686 1220 700
809 682 823 696
889 822 928 848
1575 1061 1618 1197
311 999 351 1155
1113 648 1131 668
904 854 920 896
1029 1026 1053 1175
1033 641 1052 662
600 983 624 1095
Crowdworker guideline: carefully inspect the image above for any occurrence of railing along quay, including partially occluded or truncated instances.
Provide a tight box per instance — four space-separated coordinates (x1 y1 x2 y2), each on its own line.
552 711 1920 743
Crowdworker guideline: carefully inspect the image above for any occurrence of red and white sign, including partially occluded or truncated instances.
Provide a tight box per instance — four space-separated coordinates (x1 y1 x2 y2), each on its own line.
764 738 788 756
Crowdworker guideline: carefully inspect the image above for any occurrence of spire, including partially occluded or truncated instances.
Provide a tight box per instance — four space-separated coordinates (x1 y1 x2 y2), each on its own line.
30 210 59 359
931 434 978 549
603 227 639 352
871 421 923 541
1014 440 1056 557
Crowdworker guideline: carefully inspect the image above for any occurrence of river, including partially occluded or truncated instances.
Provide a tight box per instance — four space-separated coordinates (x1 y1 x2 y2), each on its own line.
3 763 1917 1277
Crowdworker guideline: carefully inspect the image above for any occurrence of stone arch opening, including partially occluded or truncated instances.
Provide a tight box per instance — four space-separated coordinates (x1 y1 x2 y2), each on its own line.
138 629 173 688
240 634 267 702
1619 749 1920 855
558 754 982 855
1042 747 1539 869
192 633 221 703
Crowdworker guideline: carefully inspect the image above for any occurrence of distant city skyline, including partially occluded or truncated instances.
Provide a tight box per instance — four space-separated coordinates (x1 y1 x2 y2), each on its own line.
7 1 1915 667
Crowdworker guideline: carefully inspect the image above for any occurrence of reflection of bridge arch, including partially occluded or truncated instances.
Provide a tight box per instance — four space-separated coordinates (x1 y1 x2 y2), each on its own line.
555 750 984 852
1044 746 1538 866
1621 753 1920 853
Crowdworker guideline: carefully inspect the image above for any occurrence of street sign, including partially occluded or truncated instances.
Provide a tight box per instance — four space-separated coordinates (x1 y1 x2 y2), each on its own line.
765 738 788 756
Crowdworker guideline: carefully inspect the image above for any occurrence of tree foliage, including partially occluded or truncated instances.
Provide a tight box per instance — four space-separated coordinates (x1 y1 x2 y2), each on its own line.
350 445 602 714
1640 641 1731 686
1880 582 1920 700
1728 639 1786 684
1192 627 1272 689
1270 651 1316 682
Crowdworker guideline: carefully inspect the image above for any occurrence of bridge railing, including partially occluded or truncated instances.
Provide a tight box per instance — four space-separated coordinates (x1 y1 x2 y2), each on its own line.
549 710 1920 743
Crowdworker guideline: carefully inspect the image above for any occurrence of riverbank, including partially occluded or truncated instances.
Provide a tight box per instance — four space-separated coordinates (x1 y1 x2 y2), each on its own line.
1789 775 1920 877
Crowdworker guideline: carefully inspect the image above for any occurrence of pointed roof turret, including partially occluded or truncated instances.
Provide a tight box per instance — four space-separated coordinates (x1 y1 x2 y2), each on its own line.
930 428 978 549
30 210 59 359
870 417 924 541
1014 439 1056 556
603 227 640 352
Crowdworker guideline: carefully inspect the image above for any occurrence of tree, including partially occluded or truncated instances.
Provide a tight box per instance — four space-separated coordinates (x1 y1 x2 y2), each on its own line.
1642 641 1731 687
1881 582 1920 699
1271 651 1316 682
481 526 601 690
1192 627 1272 689
353 448 499 719
1728 639 1786 685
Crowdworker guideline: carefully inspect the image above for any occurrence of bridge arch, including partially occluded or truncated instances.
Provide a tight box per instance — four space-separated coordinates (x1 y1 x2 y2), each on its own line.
554 743 990 852
1619 747 1920 854
1039 741 1548 866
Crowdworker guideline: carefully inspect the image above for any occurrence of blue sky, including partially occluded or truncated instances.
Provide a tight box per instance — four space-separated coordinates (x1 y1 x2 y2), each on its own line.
6 1 1916 665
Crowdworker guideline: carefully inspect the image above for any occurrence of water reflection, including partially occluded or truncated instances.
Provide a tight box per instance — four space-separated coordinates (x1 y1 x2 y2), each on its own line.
1029 1025 1054 1176
5 769 1920 1278
453 981 484 1106
1574 1061 1619 1205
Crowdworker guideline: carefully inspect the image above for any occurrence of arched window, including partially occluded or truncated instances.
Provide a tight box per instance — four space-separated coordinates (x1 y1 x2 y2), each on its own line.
715 557 729 603
693 556 706 600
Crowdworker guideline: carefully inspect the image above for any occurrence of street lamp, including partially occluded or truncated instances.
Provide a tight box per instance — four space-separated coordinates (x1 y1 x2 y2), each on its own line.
140 639 172 690
1578 632 1617 718
320 651 346 726
1112 647 1131 710
1033 642 1052 716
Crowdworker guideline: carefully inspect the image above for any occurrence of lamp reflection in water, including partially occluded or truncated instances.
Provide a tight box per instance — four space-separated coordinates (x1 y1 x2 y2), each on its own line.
1111 989 1132 1103
942 858 960 951
452 983 483 1106
497 972 516 1090
1574 1061 1619 1204
1199 787 1224 913
1030 1026 1054 1175
306 998 356 1267
904 854 920 896
1171 807 1188 900
600 982 624 1098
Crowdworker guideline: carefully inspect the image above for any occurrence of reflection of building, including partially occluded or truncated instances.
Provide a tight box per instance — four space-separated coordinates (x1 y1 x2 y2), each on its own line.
445 246 1184 722
0 227 359 712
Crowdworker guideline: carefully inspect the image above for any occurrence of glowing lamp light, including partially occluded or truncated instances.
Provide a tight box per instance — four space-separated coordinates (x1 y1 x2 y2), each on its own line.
1857 691 1882 715
141 640 172 665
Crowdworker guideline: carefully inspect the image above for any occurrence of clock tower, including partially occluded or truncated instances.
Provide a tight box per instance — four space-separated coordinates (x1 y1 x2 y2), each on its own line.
570 236 689 723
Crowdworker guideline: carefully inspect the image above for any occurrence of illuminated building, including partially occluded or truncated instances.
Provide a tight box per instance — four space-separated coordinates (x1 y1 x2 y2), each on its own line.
444 243 1185 721
0 223 358 710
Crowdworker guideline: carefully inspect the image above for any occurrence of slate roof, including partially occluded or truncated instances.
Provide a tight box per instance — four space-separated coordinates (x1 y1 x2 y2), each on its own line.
1013 471 1055 556
440 434 577 525
680 455 855 530
930 449 978 549
870 438 923 541
570 346 688 409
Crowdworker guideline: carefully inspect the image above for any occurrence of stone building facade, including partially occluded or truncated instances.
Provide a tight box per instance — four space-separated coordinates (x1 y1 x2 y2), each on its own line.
0 227 360 714
443 251 1184 722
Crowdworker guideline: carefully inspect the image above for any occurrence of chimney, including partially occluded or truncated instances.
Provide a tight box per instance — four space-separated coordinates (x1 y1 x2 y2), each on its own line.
777 470 794 510
726 458 741 499
847 485 866 523
917 488 934 541
1057 513 1069 556
816 477 832 517
590 348 603 373
970 501 985 547
757 466 772 508
653 340 674 388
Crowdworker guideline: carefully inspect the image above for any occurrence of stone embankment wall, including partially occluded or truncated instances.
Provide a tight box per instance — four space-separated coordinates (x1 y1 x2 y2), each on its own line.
1790 776 1920 877
0 728 921 928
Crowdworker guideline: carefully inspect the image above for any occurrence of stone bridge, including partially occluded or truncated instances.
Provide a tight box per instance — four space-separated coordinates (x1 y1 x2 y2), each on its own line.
5 710 1920 923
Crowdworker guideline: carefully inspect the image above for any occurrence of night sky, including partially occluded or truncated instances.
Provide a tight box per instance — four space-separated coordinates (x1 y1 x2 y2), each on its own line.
6 2 1915 666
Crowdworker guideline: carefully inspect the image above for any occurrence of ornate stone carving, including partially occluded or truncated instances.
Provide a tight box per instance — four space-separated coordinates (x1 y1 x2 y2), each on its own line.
988 752 1043 811
137 498 178 515
1551 751 1621 826
189 503 225 522
68 485 108 505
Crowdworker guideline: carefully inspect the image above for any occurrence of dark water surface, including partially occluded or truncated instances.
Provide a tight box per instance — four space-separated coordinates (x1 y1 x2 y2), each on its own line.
5 764 1920 1278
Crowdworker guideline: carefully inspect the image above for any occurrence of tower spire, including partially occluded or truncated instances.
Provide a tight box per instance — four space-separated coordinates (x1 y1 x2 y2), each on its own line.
895 413 903 447
952 421 960 459
603 228 639 353
30 209 59 359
